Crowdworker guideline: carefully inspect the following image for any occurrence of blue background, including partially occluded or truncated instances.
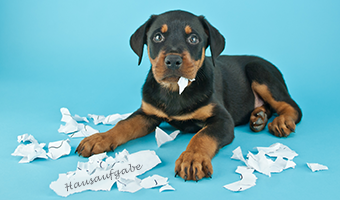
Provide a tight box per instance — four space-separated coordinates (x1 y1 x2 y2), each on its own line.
1 0 339 199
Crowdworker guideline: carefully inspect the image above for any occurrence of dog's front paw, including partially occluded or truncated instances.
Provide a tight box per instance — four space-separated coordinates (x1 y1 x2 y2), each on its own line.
76 132 117 157
174 150 213 182
268 115 296 137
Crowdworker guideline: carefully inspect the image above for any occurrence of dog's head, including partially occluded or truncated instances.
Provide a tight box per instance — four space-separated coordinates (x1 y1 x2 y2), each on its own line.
130 10 225 87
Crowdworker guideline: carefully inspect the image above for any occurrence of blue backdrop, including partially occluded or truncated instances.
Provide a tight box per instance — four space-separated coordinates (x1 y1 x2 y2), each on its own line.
1 0 339 199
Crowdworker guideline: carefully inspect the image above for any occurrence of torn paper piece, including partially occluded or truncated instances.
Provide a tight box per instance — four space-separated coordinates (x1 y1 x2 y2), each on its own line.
73 114 89 123
88 113 132 125
58 118 82 134
231 146 248 167
247 151 273 177
155 127 180 147
60 107 89 123
177 77 195 95
69 125 99 138
307 163 328 172
270 156 296 173
117 178 142 193
17 133 38 143
224 166 257 192
159 184 175 192
256 143 298 160
103 113 131 125
50 150 161 197
140 175 168 189
12 143 48 163
231 144 297 177
12 134 48 163
88 114 106 125
77 153 110 174
58 108 99 137
114 149 129 163
47 139 71 160
58 119 99 137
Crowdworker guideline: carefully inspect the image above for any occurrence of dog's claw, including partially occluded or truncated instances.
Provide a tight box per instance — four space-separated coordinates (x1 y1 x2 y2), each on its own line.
184 175 187 182
195 175 199 182
175 171 179 177
207 171 212 178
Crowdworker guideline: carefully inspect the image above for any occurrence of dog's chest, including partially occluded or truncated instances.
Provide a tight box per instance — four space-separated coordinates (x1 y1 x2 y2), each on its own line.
141 100 214 122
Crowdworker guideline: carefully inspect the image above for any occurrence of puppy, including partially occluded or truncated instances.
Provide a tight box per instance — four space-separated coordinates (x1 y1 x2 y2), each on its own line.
76 10 302 181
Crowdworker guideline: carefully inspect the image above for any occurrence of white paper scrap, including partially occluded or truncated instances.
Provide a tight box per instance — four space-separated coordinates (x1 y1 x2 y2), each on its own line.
256 143 298 160
231 146 248 167
73 114 89 123
104 113 131 125
224 166 257 192
159 184 175 192
116 177 142 193
177 77 195 95
60 107 89 123
307 163 328 172
17 133 38 144
270 156 296 173
247 151 273 177
58 108 99 137
58 118 81 134
88 114 106 125
231 143 298 177
155 127 180 147
69 125 99 138
50 149 162 197
47 139 71 160
88 113 132 125
12 134 48 163
140 175 168 189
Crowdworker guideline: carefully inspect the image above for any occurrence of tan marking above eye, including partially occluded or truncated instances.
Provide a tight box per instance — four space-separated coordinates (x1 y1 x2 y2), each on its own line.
185 25 192 34
251 82 299 122
161 24 168 33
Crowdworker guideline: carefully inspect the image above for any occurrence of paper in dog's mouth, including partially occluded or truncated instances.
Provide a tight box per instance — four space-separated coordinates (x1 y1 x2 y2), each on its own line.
177 77 195 95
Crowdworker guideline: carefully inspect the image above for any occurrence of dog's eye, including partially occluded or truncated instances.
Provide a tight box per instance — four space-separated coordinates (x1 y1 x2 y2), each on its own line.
153 33 165 43
187 34 199 45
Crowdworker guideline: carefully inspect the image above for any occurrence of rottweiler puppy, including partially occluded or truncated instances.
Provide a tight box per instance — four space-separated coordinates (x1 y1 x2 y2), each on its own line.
76 10 302 181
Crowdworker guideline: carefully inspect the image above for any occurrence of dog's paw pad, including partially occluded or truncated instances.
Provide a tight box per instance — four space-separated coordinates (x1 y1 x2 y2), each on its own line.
250 110 268 132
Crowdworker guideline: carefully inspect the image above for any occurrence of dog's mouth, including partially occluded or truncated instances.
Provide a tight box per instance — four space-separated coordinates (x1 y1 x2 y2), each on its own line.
161 75 181 82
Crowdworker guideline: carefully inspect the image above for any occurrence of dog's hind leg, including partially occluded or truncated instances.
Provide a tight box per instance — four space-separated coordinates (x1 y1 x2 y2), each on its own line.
246 60 302 137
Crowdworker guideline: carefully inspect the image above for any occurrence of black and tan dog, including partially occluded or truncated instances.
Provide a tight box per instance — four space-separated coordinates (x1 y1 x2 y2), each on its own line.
76 10 302 181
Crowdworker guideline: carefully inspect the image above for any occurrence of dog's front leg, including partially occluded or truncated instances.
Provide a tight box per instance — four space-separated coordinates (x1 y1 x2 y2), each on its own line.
174 111 234 181
76 109 162 157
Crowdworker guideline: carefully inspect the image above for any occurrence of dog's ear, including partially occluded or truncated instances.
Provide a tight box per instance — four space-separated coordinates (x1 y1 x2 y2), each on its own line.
130 15 157 65
199 16 225 66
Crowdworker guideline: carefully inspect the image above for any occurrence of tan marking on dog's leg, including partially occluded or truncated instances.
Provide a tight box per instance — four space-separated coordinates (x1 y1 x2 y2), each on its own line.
76 114 156 157
252 82 298 137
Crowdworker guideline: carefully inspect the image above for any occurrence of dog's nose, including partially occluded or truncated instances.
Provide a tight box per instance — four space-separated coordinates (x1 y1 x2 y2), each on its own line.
164 55 182 70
